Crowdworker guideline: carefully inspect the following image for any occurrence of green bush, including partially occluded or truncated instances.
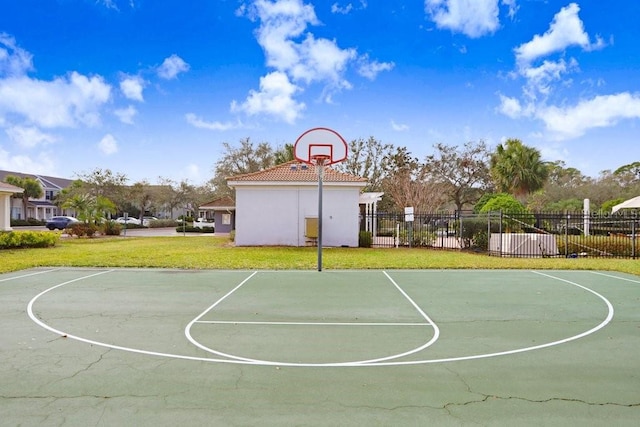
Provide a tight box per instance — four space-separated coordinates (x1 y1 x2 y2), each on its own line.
557 235 636 257
459 217 500 249
175 225 215 233
359 231 372 248
149 219 179 228
10 218 45 227
377 218 397 237
398 228 435 247
102 221 122 236
0 231 59 249
67 222 99 237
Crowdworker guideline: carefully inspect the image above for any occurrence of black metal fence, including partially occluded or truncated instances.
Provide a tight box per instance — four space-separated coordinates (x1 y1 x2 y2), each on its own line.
360 210 640 259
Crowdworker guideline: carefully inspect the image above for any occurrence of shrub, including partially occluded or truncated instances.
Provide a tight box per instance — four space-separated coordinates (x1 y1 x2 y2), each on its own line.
0 231 59 249
557 235 635 257
359 231 372 248
459 217 500 249
102 220 122 236
148 219 178 228
377 218 397 237
67 222 98 237
398 228 435 247
175 225 215 233
10 218 45 227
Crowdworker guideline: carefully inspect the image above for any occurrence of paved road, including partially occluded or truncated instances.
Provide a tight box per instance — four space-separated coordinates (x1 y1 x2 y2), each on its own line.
13 226 221 237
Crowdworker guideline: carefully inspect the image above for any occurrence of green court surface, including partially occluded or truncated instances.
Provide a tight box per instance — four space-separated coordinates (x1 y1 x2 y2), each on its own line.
1 268 639 426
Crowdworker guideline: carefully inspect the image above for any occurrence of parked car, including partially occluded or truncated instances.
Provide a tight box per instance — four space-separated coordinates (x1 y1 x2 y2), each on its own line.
193 217 215 229
45 216 79 230
115 216 141 226
142 216 158 226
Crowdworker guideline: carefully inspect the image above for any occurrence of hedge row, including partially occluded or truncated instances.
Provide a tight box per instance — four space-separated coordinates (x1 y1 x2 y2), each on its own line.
0 231 59 249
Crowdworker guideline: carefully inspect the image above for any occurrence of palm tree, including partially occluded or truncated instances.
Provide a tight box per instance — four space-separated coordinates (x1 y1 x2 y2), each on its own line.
490 139 549 201
4 175 44 220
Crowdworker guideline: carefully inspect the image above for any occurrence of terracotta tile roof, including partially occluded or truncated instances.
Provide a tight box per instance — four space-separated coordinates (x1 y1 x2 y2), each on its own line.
227 160 367 184
200 196 236 209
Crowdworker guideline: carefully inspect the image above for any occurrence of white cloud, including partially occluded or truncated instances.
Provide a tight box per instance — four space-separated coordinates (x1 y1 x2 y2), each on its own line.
501 0 518 20
521 58 578 98
185 113 242 131
101 0 119 11
425 0 501 38
331 3 353 14
0 146 56 175
358 56 395 80
514 3 603 66
0 33 33 77
497 94 523 118
234 0 390 123
98 133 118 155
497 3 629 142
231 71 305 124
5 125 57 148
114 105 137 124
391 120 409 131
157 54 190 80
0 72 112 128
119 75 145 101
537 92 640 139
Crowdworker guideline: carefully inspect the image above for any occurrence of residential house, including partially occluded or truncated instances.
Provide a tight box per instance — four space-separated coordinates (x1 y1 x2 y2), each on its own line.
197 196 236 234
0 170 75 221
0 181 23 231
227 160 367 247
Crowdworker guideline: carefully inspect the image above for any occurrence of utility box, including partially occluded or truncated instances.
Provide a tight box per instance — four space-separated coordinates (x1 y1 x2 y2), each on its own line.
490 233 559 257
305 217 318 238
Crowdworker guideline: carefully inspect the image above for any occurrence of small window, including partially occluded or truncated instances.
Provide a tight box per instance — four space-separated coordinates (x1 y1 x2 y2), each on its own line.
222 213 231 225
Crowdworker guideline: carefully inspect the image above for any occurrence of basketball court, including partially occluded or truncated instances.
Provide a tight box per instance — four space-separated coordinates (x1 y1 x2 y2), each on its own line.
1 267 638 425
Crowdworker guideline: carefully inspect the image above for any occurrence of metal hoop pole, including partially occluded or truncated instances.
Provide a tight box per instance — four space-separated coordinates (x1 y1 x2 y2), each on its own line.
313 157 329 272
317 163 323 271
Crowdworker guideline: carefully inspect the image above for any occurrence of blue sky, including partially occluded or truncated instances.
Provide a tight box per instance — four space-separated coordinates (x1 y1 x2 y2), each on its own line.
1 0 639 184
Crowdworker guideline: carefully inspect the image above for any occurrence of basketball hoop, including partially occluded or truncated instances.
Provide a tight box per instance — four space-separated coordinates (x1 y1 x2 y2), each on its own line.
311 154 330 179
293 128 348 272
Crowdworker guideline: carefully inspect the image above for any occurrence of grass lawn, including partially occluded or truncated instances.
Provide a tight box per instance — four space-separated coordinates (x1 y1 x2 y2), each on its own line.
2 235 640 276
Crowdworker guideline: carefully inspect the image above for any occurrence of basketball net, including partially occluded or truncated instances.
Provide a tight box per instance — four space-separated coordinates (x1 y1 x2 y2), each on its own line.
311 155 330 179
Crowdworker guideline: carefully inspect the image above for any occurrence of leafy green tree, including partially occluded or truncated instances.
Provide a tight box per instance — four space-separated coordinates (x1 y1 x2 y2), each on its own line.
129 181 154 221
614 161 640 182
380 146 447 212
545 198 585 212
473 192 497 213
423 141 492 211
490 139 549 201
479 193 533 231
336 136 394 192
4 175 44 220
62 194 115 224
274 143 295 165
210 138 275 197
602 198 625 214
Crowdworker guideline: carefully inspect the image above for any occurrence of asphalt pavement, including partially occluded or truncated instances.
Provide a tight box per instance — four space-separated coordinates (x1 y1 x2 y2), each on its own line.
13 226 220 237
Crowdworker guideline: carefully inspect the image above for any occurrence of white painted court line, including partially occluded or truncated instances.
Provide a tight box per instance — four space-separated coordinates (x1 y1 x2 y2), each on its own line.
197 321 429 326
590 271 640 283
184 271 438 366
26 269 615 367
0 268 58 282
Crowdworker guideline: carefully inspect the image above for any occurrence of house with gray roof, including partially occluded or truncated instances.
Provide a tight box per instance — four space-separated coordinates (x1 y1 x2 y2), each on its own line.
0 181 24 231
0 170 75 220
